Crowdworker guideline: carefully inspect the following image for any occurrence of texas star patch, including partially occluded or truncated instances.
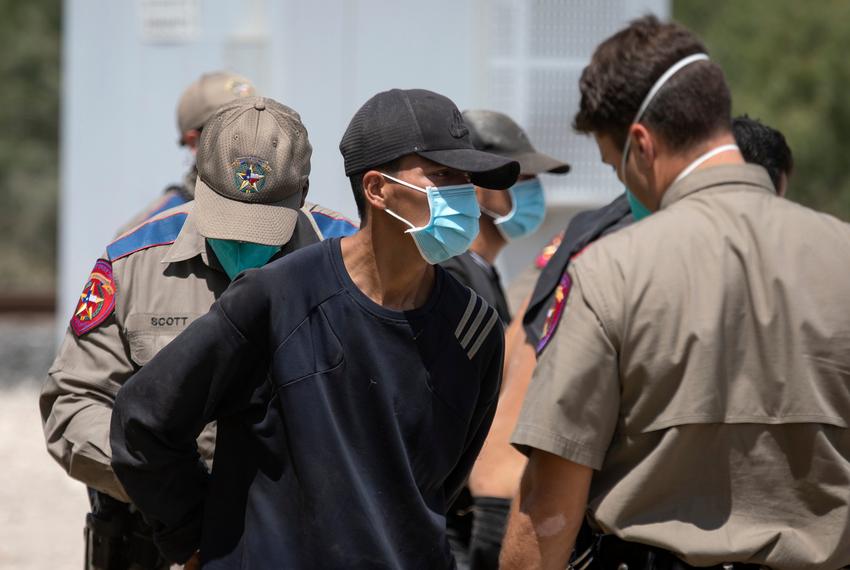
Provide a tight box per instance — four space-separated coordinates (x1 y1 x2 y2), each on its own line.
226 77 255 98
70 259 116 336
535 231 564 269
232 157 270 194
535 270 572 355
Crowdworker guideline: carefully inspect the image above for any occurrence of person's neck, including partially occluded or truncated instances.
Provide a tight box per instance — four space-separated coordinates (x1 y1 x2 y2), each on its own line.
469 216 507 265
656 131 744 192
340 214 435 311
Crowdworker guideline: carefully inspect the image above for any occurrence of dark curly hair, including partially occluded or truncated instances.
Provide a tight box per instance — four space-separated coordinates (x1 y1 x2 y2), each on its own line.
574 15 732 151
732 115 793 192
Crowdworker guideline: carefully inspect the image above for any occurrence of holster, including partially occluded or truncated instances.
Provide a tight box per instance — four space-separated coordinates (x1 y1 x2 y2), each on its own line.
84 489 169 570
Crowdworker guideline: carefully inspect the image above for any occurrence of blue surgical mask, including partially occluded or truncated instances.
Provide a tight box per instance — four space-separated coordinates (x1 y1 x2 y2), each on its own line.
486 178 546 240
380 172 480 265
207 238 281 280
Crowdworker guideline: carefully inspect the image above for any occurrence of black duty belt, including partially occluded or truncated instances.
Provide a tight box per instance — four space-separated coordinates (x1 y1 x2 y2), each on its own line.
571 534 764 570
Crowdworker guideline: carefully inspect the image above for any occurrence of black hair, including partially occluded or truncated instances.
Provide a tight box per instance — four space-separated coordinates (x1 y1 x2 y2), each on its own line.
732 115 794 192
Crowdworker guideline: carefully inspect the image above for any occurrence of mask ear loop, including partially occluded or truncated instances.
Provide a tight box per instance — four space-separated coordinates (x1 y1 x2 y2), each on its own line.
479 180 523 224
380 172 428 194
383 207 417 232
379 172 433 233
620 53 710 205
491 186 519 226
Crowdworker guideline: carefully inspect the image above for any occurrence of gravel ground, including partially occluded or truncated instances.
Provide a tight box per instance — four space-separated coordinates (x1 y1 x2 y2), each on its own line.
0 315 89 569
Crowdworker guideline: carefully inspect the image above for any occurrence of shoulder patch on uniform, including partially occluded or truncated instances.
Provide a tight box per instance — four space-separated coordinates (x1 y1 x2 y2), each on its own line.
535 231 564 269
454 290 500 360
536 270 572 355
107 211 188 261
71 259 116 336
310 210 358 238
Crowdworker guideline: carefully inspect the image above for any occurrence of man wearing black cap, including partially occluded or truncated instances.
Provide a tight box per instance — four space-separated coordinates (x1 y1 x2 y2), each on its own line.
109 88 519 568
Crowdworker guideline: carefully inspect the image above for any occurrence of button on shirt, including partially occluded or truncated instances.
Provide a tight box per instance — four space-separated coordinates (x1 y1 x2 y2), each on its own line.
512 164 850 568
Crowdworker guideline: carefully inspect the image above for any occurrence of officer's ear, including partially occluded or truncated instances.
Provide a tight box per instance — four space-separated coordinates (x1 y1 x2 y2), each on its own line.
630 124 657 172
181 129 201 151
300 180 309 208
362 170 388 210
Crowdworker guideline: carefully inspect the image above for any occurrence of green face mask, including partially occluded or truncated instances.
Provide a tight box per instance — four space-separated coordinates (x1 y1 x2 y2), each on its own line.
625 189 652 221
207 238 280 280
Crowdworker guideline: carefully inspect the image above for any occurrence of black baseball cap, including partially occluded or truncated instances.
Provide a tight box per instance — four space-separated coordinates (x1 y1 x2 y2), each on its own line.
463 109 570 175
340 89 520 190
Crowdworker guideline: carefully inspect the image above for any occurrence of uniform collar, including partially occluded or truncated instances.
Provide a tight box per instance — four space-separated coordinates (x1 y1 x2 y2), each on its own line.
160 205 322 268
660 163 775 210
160 207 211 266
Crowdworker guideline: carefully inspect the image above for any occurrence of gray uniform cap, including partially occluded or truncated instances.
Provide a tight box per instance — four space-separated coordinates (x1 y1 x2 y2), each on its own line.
194 97 312 246
176 71 256 142
462 110 570 176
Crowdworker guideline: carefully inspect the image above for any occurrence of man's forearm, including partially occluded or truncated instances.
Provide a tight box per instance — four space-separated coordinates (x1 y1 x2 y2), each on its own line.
110 397 208 563
501 496 580 570
501 496 544 569
109 302 258 562
499 450 591 569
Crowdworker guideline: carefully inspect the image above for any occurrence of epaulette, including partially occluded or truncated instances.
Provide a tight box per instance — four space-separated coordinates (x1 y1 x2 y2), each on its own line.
309 209 359 238
107 210 188 262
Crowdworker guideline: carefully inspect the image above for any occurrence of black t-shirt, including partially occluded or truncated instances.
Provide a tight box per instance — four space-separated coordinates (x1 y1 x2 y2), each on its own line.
442 251 511 324
111 237 504 569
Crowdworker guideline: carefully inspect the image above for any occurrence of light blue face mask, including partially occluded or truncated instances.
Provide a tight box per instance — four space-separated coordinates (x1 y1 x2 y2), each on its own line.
380 172 480 265
486 178 546 241
207 238 281 280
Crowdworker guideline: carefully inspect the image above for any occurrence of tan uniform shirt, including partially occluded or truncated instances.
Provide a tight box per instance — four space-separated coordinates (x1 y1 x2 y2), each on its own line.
512 164 850 568
40 200 337 502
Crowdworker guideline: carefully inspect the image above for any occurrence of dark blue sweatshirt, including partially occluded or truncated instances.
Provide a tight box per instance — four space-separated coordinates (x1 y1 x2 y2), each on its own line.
110 237 503 569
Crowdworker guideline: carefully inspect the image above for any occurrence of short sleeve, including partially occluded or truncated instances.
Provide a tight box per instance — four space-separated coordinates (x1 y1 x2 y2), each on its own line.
510 265 620 470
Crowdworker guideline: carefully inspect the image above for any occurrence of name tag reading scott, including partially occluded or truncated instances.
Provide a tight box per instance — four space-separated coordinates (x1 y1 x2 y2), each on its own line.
150 316 191 327
124 313 199 333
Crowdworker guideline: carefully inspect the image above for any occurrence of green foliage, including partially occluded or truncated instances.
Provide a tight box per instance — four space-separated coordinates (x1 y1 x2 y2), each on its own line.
0 0 60 293
675 0 850 219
